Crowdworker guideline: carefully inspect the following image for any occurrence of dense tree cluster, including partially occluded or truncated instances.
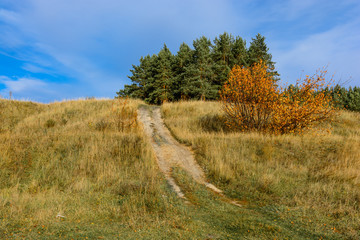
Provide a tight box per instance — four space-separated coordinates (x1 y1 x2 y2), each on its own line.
285 84 360 112
329 85 360 112
117 32 277 104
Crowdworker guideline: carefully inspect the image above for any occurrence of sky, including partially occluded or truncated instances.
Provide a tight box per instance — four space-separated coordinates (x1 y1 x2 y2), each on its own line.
0 0 359 102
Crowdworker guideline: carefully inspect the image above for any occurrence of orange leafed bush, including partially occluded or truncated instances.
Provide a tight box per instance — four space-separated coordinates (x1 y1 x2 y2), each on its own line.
220 60 335 134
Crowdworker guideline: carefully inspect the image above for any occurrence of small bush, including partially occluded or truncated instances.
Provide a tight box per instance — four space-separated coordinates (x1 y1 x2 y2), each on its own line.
220 60 335 134
45 119 56 128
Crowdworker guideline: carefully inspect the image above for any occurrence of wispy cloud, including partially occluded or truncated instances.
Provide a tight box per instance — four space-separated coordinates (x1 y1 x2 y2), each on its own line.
0 76 79 102
272 17 360 84
0 0 243 102
240 0 360 85
0 76 46 92
0 0 359 102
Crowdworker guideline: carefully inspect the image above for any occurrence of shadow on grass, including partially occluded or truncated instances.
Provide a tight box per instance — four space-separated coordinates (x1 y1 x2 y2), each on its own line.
198 113 231 133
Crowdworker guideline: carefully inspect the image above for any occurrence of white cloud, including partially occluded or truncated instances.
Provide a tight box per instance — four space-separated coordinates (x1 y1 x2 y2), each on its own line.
0 76 76 102
273 18 360 85
0 0 359 102
0 0 242 100
0 76 51 101
0 76 47 92
22 63 51 74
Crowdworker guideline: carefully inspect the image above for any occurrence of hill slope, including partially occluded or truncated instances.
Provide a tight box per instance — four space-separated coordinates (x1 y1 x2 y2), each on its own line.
162 101 360 239
1 99 359 239
0 99 186 239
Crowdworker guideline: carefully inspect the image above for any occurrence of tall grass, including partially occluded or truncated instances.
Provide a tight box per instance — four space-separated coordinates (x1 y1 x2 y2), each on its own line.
0 99 190 239
2 98 359 239
0 100 45 132
162 100 360 239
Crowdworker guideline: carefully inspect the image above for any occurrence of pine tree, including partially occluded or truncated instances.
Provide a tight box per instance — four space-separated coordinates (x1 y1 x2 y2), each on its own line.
212 32 234 91
347 86 360 111
117 55 153 99
185 36 217 100
142 54 159 102
147 44 174 104
118 33 281 104
248 33 278 78
172 42 193 100
331 85 347 109
231 36 247 67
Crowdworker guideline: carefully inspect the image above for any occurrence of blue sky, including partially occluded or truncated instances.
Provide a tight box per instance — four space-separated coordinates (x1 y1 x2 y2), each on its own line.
0 0 359 102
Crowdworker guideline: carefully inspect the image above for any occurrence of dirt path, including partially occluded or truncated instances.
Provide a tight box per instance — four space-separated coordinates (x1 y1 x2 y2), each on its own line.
138 105 241 206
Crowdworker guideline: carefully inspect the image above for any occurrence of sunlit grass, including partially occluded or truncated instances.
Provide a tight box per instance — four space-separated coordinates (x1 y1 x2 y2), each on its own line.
162 100 360 239
0 99 188 239
1 98 359 239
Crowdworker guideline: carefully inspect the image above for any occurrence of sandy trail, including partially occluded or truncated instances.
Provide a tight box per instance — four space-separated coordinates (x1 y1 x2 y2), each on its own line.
138 105 241 206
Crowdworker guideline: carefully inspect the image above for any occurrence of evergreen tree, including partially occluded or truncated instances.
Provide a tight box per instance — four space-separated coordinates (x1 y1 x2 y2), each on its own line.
147 44 174 104
231 36 247 67
118 33 282 104
331 85 347 109
248 33 278 78
116 83 140 98
172 42 193 100
186 36 217 100
352 87 360 111
117 55 153 99
212 32 234 91
346 86 360 111
142 54 160 103
329 85 360 111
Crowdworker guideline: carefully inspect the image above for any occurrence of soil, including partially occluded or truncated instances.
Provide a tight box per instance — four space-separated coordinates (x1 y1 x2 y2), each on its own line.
138 105 241 207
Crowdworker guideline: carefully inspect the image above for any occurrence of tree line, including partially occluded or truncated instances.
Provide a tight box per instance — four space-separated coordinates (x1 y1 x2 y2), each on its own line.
329 85 360 111
285 84 360 112
117 32 277 104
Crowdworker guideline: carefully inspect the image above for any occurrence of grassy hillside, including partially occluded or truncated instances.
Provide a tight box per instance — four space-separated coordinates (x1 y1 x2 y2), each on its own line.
0 99 190 239
1 99 359 239
0 100 46 132
162 101 360 239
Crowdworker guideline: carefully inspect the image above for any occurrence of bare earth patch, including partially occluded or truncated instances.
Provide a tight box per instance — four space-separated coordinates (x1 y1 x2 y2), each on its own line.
138 105 241 206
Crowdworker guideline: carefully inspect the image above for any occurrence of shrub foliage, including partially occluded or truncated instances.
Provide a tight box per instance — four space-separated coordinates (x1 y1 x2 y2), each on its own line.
220 60 335 134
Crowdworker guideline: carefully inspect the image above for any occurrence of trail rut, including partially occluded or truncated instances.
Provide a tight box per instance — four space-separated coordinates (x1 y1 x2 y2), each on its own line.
138 105 241 206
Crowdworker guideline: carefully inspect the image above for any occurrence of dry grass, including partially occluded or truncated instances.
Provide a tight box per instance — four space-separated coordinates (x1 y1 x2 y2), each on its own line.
0 99 191 239
162 100 360 239
2 98 359 239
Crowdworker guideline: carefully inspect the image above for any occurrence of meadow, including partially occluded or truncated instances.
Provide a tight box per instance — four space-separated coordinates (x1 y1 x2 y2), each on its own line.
162 101 360 239
0 99 188 239
0 98 359 239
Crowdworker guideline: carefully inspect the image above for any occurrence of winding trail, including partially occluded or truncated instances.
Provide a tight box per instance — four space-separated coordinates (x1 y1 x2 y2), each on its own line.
138 105 241 207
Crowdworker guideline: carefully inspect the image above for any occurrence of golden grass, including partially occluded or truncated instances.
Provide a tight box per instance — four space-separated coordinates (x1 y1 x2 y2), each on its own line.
162 100 360 238
0 99 189 239
2 98 360 238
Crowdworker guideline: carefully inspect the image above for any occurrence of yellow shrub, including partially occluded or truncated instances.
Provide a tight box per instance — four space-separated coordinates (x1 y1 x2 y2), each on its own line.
220 60 335 134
